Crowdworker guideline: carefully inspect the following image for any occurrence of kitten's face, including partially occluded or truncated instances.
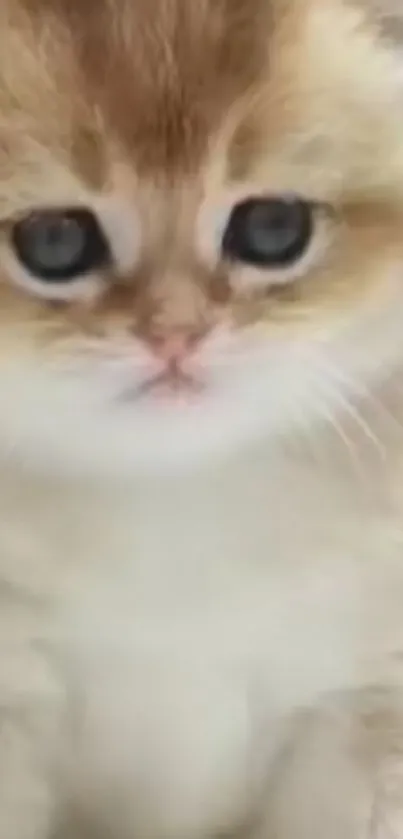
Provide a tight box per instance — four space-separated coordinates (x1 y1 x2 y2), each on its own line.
0 0 403 476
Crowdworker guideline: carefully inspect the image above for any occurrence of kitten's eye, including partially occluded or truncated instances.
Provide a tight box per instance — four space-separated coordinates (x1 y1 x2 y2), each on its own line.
222 196 313 268
12 209 110 282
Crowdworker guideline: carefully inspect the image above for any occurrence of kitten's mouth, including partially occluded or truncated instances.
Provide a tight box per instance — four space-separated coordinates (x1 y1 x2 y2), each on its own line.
120 367 206 405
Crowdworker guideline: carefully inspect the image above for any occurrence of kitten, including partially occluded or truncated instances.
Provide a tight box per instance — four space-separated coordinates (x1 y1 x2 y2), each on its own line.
1 0 403 837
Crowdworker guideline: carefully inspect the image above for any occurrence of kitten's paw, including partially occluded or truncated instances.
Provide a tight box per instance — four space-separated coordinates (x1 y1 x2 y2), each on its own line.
0 721 59 839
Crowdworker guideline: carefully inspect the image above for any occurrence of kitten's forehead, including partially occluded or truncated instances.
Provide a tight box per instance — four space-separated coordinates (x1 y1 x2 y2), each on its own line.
0 0 402 204
7 0 273 177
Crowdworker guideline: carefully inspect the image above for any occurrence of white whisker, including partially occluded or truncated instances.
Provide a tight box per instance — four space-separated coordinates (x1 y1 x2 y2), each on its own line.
323 381 386 459
310 393 368 480
317 358 403 439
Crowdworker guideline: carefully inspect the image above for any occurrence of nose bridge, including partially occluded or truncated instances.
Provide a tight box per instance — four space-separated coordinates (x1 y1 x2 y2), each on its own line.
134 182 215 345
142 266 210 340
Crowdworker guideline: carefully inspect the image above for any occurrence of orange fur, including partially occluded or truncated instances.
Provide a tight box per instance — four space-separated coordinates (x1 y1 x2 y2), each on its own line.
0 0 400 351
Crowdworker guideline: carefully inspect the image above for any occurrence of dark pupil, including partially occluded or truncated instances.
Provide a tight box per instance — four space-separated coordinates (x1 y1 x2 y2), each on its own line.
223 197 312 268
12 209 108 282
31 217 83 269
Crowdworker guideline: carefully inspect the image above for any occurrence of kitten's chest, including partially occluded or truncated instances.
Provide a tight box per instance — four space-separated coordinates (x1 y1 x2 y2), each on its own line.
58 466 393 709
52 469 403 837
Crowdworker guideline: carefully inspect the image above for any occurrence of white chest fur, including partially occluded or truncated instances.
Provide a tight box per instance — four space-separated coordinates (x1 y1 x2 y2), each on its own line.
2 447 403 839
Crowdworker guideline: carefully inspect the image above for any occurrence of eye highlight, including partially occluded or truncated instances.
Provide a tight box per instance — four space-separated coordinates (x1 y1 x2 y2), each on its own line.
222 196 313 269
12 208 110 282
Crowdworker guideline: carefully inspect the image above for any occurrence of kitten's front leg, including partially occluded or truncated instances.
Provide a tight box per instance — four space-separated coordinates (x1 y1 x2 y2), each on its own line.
0 646 64 839
254 694 403 839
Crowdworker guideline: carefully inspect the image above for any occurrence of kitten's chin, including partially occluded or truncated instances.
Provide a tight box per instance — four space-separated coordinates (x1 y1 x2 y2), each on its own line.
0 357 291 480
17 396 272 481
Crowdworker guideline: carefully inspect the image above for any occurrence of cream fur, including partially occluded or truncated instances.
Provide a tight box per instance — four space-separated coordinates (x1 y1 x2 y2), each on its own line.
5 413 403 839
1 1 403 838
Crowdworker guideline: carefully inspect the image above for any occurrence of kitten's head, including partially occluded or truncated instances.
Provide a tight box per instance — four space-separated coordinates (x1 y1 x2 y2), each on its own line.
0 0 403 476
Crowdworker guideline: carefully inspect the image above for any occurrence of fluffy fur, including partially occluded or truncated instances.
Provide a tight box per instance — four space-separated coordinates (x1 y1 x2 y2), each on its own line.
1 1 403 837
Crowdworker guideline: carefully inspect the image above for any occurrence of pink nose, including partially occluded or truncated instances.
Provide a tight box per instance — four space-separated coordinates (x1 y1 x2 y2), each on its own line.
147 330 203 365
